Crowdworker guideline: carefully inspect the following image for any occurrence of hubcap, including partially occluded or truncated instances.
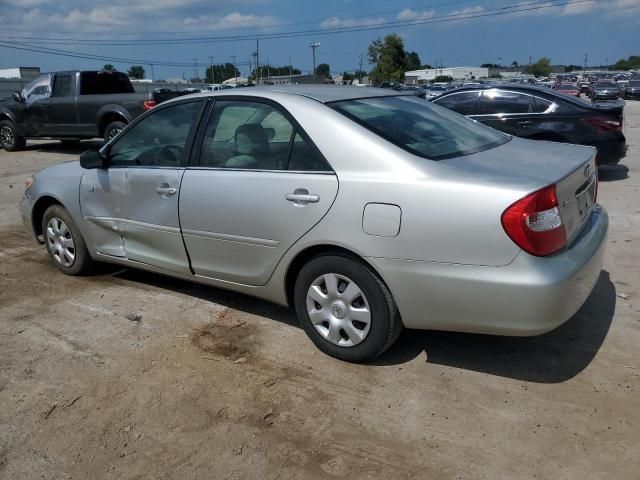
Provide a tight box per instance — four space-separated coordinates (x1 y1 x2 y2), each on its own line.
108 127 122 139
46 218 75 268
306 273 371 347
1 125 15 147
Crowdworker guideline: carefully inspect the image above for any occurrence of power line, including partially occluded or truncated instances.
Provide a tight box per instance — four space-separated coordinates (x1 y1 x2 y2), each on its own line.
0 0 482 38
0 0 595 46
0 0 600 66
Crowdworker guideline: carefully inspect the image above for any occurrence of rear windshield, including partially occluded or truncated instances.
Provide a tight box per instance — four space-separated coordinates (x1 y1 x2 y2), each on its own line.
80 71 134 95
595 82 615 87
329 95 509 160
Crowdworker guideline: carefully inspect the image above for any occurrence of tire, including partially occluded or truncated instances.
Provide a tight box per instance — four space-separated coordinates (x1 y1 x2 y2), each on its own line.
42 205 95 275
103 120 126 144
293 254 402 362
0 120 26 151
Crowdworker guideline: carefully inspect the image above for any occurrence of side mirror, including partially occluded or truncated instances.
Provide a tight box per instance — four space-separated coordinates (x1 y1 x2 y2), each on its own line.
12 91 23 103
80 150 108 169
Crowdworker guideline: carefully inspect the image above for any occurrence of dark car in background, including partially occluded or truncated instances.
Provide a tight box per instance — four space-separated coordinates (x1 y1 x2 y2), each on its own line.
590 81 620 101
0 70 186 151
555 83 581 98
621 80 640 100
432 84 626 165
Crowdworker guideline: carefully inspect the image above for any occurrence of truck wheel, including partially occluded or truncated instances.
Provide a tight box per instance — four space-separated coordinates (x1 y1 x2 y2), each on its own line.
104 121 126 143
0 120 26 151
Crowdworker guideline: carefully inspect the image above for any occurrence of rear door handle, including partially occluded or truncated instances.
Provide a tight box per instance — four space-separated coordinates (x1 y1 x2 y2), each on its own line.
517 120 533 126
286 192 319 204
156 186 177 196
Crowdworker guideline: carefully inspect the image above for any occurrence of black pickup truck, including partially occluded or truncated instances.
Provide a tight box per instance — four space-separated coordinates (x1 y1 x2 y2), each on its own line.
0 70 184 151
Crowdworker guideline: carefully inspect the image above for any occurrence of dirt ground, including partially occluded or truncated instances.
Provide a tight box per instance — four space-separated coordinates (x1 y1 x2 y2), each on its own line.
1 102 639 480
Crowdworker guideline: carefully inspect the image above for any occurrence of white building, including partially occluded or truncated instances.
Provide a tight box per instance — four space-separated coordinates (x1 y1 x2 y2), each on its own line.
405 66 489 84
0 67 41 80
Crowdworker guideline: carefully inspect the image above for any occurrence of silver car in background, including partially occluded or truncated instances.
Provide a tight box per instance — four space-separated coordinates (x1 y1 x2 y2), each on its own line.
20 86 607 362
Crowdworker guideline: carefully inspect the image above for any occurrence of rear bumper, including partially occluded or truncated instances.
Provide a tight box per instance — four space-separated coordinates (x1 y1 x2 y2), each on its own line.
595 137 627 165
369 206 608 335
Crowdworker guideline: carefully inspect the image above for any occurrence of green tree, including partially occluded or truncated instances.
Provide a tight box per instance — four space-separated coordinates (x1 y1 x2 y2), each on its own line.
433 75 454 83
406 51 422 71
250 65 301 82
103 64 115 71
526 57 551 77
481 63 500 68
511 61 519 68
127 65 146 79
206 63 241 83
368 33 412 84
315 63 331 78
613 55 640 71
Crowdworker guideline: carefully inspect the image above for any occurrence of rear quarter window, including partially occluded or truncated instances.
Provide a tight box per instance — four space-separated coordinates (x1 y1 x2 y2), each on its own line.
330 95 509 161
80 72 135 95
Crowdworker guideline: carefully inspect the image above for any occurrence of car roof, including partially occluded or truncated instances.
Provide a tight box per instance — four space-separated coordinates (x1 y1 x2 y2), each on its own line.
181 85 413 104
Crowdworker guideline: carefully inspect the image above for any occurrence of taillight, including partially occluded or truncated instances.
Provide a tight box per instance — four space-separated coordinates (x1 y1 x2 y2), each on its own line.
582 117 622 132
143 100 157 111
501 184 567 257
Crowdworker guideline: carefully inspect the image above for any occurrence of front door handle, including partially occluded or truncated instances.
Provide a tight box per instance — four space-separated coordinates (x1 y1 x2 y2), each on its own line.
517 120 533 126
286 190 319 205
156 186 177 196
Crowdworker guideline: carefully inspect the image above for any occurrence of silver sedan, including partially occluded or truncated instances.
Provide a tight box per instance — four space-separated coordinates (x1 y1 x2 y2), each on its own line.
20 86 607 362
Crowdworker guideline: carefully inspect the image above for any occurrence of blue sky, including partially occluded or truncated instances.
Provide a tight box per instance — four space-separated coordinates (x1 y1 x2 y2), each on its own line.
0 0 639 80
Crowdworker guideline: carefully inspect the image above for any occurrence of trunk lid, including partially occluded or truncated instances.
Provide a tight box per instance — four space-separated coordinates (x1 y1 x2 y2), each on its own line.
443 136 598 246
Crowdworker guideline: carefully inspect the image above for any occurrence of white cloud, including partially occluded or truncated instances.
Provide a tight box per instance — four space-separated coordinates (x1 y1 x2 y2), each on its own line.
396 9 435 21
320 16 386 28
562 1 596 15
183 12 280 30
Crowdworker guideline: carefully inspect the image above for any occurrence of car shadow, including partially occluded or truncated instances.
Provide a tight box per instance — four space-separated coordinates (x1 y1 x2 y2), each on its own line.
112 268 299 328
598 164 629 182
24 140 103 155
373 271 616 383
112 268 615 383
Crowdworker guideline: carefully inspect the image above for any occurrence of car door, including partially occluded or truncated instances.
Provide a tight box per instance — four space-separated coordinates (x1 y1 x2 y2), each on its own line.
49 73 77 136
473 89 551 137
18 74 53 136
179 98 339 286
79 99 204 273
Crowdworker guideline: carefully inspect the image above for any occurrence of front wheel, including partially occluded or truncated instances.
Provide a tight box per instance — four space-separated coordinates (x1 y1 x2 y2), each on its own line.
0 120 26 151
42 205 95 275
294 255 402 362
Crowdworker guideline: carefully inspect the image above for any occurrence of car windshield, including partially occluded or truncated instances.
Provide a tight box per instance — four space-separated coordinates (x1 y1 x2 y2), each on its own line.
430 86 446 91
628 81 640 87
596 82 615 87
330 95 509 161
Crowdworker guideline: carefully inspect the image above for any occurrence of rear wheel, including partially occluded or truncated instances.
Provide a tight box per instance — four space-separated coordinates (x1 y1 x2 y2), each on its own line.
0 120 26 151
42 205 95 275
103 121 126 144
294 255 401 362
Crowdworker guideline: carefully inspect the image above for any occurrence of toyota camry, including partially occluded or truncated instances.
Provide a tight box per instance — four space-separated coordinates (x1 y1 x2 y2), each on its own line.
20 86 608 362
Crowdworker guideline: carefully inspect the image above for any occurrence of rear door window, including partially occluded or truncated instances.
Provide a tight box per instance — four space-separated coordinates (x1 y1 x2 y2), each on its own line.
52 74 72 97
433 92 480 115
477 90 536 114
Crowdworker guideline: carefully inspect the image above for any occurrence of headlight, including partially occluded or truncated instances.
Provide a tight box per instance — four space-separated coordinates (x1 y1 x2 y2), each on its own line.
24 176 33 191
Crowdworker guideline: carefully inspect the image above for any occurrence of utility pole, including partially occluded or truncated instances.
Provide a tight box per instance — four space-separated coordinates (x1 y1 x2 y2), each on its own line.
605 57 609 72
192 58 199 83
256 37 260 85
231 55 237 84
584 53 588 73
289 56 293 83
310 42 320 84
208 56 214 83
359 53 363 83
149 63 155 81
